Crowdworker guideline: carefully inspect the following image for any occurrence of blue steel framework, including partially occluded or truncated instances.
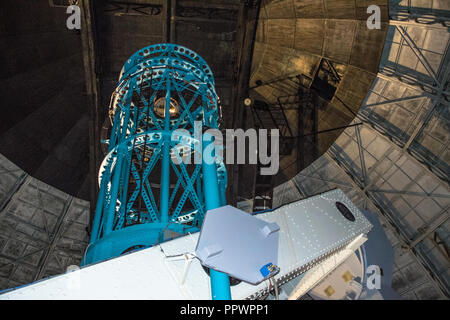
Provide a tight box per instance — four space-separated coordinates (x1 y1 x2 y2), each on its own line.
82 44 230 299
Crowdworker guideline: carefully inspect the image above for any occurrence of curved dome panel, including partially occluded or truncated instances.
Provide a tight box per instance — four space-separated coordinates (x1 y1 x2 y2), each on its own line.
0 2 90 200
249 0 389 185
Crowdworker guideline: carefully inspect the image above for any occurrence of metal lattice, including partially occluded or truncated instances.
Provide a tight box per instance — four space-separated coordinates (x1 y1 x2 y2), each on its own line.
84 44 227 265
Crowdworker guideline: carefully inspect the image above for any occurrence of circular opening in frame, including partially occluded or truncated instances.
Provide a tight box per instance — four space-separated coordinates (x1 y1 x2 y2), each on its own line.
153 97 180 118
335 202 355 222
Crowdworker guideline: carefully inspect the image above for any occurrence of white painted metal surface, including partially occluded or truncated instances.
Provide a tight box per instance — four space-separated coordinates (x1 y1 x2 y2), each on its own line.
0 189 372 300
287 234 367 300
308 247 366 300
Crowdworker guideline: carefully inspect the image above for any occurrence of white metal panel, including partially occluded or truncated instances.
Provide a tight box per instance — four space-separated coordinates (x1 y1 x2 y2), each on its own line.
0 244 190 299
0 189 372 300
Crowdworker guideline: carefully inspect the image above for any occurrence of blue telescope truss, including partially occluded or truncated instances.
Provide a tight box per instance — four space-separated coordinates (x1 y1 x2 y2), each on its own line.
83 44 228 273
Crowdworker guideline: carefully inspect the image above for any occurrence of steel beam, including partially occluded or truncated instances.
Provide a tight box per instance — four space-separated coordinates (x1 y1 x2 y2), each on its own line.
409 207 450 248
229 0 261 206
79 0 101 227
325 151 449 297
33 197 74 281
364 94 426 108
202 136 231 300
396 26 439 85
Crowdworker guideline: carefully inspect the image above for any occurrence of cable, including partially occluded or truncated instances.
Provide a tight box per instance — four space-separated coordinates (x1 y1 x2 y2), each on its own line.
158 234 195 260
268 278 272 295
273 276 279 300
82 242 93 265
